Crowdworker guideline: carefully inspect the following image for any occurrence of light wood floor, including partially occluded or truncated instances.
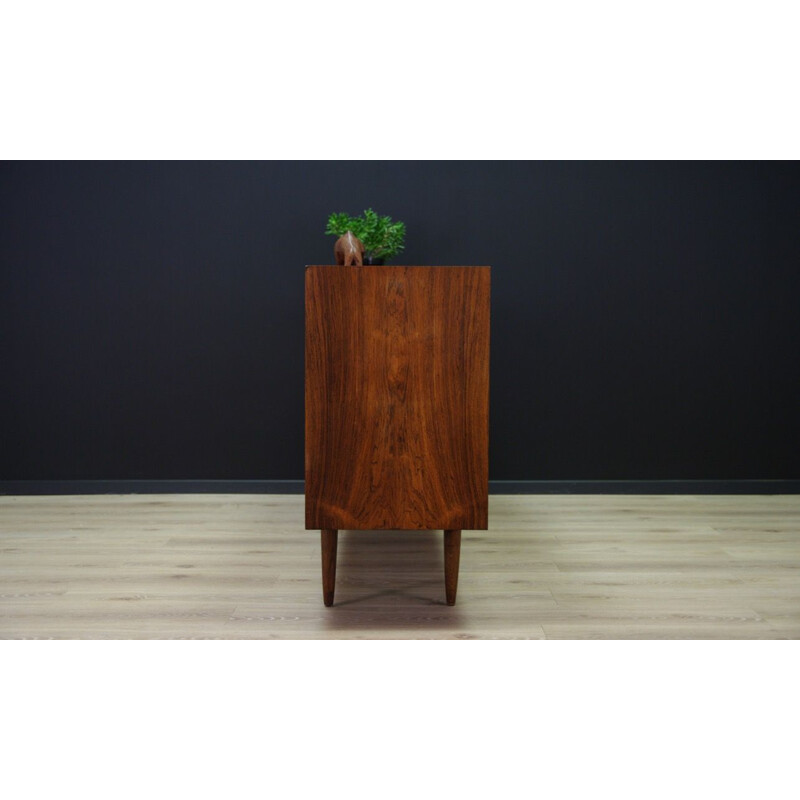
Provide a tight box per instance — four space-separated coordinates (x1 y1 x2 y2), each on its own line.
1 493 798 639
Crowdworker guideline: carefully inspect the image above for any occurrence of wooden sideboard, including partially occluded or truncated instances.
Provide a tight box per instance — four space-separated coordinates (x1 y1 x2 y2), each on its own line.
305 266 490 605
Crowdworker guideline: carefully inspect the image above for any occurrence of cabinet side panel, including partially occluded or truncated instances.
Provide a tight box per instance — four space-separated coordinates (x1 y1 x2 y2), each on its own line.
446 267 490 528
428 267 490 528
306 267 489 530
305 267 363 529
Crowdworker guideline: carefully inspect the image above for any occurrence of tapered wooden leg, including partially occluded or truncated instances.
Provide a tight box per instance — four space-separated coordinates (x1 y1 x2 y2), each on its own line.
444 529 462 606
321 529 338 606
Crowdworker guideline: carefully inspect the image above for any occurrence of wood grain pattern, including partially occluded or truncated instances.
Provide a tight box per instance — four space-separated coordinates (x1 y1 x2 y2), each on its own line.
1 494 798 639
305 266 490 531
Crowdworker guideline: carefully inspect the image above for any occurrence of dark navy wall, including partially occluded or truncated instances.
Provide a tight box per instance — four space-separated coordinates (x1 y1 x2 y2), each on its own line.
1 161 798 482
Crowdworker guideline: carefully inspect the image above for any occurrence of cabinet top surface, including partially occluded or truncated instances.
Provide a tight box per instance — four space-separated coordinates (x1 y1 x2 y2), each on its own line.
305 265 491 271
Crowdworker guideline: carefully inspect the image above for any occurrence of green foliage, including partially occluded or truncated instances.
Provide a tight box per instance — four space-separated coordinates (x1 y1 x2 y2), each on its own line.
325 213 354 238
325 208 406 262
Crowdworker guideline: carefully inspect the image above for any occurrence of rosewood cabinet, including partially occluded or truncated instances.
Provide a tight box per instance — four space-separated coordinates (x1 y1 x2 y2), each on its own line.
305 266 490 605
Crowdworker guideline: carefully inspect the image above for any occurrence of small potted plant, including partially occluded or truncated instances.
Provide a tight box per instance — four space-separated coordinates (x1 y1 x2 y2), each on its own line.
325 208 406 265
